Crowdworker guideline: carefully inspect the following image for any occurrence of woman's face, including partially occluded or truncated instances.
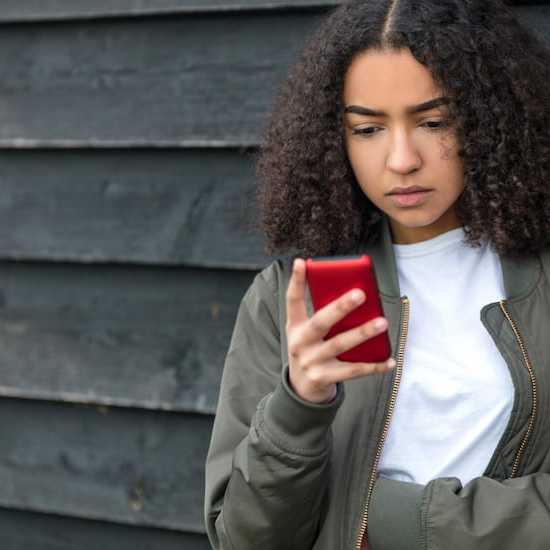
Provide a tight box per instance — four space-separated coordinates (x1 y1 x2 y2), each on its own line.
343 48 465 244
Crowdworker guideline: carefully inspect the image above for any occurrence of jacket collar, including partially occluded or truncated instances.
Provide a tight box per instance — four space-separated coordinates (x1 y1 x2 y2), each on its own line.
500 254 541 301
361 216 541 301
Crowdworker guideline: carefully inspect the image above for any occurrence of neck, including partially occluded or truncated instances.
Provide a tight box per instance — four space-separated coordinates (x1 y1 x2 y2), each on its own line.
389 211 462 245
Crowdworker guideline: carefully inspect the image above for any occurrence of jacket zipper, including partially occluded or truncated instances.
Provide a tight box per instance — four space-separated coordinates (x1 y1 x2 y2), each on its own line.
499 300 538 478
353 298 535 548
355 296 410 550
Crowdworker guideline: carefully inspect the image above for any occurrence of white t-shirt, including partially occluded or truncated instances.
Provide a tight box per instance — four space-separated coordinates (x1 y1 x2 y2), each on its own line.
378 227 515 486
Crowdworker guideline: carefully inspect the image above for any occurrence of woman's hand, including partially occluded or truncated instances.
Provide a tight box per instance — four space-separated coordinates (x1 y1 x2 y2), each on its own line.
286 258 396 404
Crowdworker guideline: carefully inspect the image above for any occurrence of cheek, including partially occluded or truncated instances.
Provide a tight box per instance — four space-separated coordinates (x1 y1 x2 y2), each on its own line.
441 157 465 197
346 141 383 194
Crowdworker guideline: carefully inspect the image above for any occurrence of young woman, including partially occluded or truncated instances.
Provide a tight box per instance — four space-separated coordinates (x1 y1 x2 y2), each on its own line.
205 1 550 548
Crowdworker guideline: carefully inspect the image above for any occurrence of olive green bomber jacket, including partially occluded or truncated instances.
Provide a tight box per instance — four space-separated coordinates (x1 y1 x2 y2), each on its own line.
205 221 550 550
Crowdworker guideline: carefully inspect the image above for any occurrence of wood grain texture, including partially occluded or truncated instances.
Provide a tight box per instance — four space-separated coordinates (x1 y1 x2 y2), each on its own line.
0 262 256 414
0 7 546 148
0 0 338 22
0 397 212 532
0 0 545 22
0 13 321 147
0 149 270 268
0 507 212 550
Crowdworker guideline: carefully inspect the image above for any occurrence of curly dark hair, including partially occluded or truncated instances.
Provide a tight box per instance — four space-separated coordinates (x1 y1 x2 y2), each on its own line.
256 0 550 257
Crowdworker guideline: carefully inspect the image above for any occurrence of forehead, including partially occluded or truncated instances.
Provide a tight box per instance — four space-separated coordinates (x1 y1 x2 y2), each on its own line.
343 48 441 109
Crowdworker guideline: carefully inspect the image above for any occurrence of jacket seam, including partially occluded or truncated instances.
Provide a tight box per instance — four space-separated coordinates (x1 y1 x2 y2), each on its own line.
219 480 239 550
506 266 543 304
255 395 331 458
421 480 436 550
499 275 544 477
480 306 522 478
260 259 285 298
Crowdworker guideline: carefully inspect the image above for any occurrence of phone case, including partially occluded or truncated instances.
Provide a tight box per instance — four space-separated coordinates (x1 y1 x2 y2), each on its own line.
305 255 391 363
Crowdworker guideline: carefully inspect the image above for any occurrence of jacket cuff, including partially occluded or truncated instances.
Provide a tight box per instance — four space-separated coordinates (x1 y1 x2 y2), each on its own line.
368 477 424 550
260 366 344 454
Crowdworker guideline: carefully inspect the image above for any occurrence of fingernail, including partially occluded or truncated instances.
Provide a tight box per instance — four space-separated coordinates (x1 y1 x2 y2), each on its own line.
387 358 396 369
351 290 365 303
374 318 387 330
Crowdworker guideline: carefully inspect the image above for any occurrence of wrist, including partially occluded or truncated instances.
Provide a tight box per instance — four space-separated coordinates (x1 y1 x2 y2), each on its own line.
288 372 337 404
257 366 344 454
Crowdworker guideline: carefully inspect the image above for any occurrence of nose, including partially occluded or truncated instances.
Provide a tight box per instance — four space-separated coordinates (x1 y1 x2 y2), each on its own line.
386 131 422 174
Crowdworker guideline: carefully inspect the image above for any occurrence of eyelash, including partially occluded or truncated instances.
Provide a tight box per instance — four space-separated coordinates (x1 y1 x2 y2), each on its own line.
352 120 449 137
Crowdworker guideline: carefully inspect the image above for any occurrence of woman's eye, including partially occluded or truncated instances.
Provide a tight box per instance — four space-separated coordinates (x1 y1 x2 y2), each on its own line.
352 127 380 137
423 120 448 130
351 120 449 137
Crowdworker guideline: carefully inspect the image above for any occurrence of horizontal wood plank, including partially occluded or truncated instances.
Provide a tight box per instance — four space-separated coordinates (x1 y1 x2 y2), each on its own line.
0 149 270 268
0 8 545 147
0 507 211 550
0 262 256 414
0 397 211 532
0 0 544 22
0 1 337 22
0 13 321 147
0 399 212 533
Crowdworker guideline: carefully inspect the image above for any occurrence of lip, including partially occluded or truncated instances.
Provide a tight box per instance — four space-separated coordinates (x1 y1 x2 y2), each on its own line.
387 187 434 207
388 185 431 195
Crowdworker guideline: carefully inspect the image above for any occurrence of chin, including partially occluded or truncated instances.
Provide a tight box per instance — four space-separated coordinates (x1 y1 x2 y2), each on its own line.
390 211 443 229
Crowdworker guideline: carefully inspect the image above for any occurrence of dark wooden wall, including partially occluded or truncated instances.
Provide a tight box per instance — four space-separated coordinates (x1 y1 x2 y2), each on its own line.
0 1 548 548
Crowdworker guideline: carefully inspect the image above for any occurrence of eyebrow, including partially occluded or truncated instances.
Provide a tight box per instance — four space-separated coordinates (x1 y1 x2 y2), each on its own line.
344 96 450 117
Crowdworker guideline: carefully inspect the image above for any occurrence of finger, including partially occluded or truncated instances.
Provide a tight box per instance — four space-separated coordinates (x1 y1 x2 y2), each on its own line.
320 358 396 385
300 288 366 343
286 258 308 326
313 317 388 362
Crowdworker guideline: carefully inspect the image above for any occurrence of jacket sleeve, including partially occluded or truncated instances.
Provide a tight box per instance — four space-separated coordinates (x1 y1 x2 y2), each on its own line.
204 261 344 550
368 473 550 550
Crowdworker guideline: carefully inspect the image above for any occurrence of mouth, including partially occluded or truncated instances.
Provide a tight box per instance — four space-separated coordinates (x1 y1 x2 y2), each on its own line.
387 186 434 207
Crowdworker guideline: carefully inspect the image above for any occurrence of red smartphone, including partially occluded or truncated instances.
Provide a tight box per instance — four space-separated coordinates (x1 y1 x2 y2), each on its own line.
305 255 391 363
